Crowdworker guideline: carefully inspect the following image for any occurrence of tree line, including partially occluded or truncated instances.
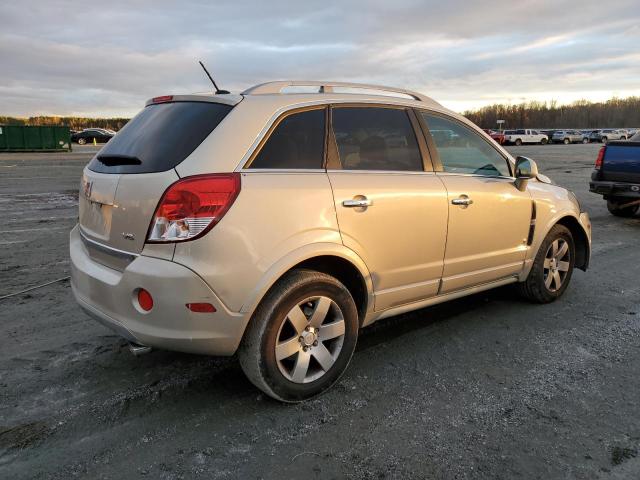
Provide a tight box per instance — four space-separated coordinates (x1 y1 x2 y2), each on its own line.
0 116 129 131
2 96 640 131
464 96 640 130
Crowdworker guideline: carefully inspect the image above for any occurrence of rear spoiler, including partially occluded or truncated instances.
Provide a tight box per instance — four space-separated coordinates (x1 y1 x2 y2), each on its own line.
145 94 242 107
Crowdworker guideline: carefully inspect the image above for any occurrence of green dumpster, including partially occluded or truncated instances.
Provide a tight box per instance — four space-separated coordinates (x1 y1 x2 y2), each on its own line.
0 125 71 151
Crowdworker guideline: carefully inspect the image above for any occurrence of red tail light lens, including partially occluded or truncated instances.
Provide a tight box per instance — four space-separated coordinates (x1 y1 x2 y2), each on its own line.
595 146 605 169
147 173 241 243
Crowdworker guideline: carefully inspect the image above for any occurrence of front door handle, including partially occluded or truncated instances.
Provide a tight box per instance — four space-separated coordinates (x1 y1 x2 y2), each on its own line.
451 195 473 206
343 197 372 208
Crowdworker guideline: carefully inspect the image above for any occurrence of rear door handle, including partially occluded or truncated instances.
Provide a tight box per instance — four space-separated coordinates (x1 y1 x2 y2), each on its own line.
451 195 473 206
342 197 372 208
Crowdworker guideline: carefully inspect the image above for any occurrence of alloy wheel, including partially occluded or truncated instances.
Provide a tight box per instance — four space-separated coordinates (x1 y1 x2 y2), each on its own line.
543 239 571 292
275 296 346 384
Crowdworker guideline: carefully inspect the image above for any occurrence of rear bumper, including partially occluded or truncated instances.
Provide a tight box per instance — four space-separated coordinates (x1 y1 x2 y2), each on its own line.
70 225 248 356
589 180 640 199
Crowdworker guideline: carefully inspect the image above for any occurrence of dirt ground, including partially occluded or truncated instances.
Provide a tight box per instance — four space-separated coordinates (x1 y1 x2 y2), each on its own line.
1 143 639 479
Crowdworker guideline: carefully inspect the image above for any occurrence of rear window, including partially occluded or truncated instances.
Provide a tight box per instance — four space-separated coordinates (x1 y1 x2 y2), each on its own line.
88 101 233 174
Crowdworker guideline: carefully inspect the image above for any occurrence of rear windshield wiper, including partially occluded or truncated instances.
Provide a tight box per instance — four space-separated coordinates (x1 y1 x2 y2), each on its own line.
96 154 142 166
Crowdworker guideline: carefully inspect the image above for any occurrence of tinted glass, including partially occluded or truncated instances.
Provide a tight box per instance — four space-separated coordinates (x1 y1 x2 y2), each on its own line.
422 113 511 177
331 107 422 171
88 101 233 174
250 109 325 169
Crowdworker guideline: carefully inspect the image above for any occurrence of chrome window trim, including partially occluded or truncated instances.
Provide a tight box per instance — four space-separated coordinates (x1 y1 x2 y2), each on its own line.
240 168 326 174
326 169 437 176
435 171 516 181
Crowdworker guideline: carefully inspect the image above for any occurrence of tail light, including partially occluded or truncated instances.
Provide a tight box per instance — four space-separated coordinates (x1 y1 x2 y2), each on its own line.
146 173 240 243
594 146 605 170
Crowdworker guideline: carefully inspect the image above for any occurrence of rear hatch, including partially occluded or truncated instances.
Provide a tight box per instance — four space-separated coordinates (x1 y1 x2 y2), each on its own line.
600 142 640 183
79 98 236 265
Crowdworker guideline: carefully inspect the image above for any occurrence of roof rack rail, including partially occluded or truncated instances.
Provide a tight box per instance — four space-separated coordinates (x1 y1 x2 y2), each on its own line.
241 81 432 103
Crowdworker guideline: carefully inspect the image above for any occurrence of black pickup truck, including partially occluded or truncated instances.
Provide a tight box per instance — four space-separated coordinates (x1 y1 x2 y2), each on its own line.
590 133 640 217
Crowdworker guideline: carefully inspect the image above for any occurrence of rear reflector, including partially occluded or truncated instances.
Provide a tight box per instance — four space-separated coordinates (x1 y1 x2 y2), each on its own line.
146 173 241 243
137 289 154 311
186 303 216 313
152 95 174 103
595 146 605 169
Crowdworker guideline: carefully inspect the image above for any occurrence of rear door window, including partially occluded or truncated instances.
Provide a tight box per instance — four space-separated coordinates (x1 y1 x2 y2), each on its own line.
331 107 423 171
421 113 511 177
248 108 325 169
88 101 233 174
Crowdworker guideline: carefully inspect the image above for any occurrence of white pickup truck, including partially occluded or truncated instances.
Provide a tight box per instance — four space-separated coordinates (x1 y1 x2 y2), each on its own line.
504 129 549 145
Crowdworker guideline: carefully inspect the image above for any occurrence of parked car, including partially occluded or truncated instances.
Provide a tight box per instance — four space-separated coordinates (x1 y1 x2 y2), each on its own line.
552 130 588 144
483 129 505 145
70 81 591 401
589 135 640 217
71 128 114 145
504 129 549 145
540 129 559 141
589 129 627 144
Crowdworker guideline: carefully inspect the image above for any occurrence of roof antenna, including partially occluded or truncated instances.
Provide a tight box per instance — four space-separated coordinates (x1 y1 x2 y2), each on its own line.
199 60 229 94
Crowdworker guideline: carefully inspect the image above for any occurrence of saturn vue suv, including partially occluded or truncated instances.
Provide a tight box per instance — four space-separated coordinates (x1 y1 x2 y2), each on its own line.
70 81 592 402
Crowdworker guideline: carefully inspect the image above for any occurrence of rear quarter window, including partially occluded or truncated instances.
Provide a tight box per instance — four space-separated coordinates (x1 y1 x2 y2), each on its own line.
88 101 233 174
248 108 326 169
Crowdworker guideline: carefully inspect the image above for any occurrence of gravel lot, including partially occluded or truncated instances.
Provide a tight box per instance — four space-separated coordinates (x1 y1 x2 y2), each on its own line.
1 143 639 479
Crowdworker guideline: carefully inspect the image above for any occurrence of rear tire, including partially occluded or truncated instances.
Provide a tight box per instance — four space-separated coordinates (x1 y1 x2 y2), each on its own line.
515 138 523 146
602 136 608 144
77 138 86 145
563 138 570 145
238 269 359 402
607 199 639 217
582 137 589 144
517 225 575 303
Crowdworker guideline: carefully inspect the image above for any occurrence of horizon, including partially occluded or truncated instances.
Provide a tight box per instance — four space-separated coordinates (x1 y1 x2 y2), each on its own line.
2 1 640 117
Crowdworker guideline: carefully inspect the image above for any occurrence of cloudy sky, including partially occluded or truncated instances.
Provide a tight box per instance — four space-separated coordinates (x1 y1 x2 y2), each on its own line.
1 0 639 117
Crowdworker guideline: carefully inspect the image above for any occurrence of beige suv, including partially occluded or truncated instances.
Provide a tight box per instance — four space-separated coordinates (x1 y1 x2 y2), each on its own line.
70 81 592 402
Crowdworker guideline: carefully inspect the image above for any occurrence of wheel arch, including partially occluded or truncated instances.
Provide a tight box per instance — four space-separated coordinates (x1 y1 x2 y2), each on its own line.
552 215 590 271
240 244 373 326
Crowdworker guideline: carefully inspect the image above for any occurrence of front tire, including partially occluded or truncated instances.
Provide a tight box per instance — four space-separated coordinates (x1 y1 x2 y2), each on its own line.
515 138 523 146
239 269 359 402
517 225 575 303
582 137 589 144
602 136 608 144
607 199 639 217
77 138 86 145
563 138 570 145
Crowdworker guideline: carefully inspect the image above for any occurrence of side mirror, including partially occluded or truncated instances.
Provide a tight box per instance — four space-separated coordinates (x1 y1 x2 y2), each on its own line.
514 156 538 191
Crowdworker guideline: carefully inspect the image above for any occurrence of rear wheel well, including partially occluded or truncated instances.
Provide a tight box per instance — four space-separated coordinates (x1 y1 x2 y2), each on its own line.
291 256 368 324
555 216 590 271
